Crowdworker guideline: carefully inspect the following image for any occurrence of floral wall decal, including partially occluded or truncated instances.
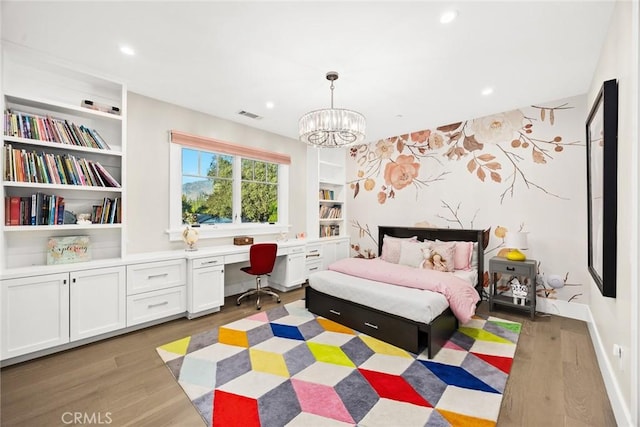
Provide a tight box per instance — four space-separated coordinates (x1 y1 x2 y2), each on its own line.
348 101 580 205
346 94 589 306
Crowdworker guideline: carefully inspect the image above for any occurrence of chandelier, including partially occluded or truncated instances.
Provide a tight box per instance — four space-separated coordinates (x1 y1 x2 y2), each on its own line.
299 71 366 148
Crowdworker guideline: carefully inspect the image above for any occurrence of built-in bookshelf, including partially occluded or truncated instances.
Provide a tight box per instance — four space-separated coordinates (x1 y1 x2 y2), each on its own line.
1 46 127 269
306 146 346 239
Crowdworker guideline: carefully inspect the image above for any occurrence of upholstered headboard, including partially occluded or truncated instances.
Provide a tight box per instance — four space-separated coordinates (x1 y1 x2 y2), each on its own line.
377 226 485 296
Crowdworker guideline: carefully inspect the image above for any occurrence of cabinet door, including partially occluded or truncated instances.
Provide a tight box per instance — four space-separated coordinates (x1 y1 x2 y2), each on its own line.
322 238 350 270
1 273 70 360
190 265 224 315
70 266 126 341
286 252 306 285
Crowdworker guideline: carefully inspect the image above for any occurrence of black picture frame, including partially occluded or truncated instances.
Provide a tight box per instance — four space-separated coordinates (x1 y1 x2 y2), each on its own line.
586 79 618 298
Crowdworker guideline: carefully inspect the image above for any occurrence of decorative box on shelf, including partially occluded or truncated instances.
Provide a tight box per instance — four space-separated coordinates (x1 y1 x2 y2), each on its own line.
233 236 254 246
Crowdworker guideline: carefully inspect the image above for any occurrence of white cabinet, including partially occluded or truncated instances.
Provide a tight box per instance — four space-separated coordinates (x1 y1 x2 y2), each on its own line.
188 255 224 318
321 238 350 270
305 237 350 275
1 273 69 359
270 246 306 291
1 45 126 270
70 266 126 341
126 259 187 326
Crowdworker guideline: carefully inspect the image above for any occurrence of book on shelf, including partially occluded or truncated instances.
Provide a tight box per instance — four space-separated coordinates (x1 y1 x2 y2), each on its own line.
318 204 342 219
3 193 66 226
319 224 340 237
319 188 335 200
3 144 121 187
3 109 112 150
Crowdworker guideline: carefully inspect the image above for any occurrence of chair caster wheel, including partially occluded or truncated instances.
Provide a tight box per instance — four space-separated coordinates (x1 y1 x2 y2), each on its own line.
236 301 241 306
256 306 261 310
277 299 281 303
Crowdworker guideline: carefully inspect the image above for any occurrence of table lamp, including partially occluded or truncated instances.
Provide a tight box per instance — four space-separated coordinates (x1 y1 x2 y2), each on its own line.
504 231 528 261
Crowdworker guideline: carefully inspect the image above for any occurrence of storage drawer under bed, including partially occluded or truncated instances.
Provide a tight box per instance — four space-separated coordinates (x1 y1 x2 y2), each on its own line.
306 286 422 353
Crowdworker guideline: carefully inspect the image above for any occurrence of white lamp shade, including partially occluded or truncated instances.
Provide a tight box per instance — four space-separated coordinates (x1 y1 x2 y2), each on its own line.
505 231 528 250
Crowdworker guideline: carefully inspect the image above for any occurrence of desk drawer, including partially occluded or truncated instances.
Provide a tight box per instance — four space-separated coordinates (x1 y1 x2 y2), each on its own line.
305 244 323 260
306 259 323 276
127 286 186 326
127 259 186 295
192 256 224 269
492 262 533 276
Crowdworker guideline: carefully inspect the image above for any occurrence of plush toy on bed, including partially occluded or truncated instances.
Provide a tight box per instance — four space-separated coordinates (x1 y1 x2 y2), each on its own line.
422 251 448 272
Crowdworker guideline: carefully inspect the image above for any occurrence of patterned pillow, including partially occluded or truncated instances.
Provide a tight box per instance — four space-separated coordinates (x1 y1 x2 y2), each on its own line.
421 241 456 272
398 240 432 268
380 235 418 264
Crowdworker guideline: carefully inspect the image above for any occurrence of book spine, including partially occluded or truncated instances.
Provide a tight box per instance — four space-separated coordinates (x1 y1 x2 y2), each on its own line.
9 196 20 225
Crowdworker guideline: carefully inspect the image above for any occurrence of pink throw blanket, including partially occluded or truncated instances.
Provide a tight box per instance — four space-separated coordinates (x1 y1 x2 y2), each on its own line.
329 258 479 323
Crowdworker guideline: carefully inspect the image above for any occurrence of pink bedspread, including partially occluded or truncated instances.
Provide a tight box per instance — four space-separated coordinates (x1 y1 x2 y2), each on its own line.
328 258 479 323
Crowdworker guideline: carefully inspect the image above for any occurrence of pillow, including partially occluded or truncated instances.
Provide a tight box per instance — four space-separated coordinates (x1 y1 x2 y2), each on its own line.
421 241 456 272
380 235 417 264
470 242 479 269
436 239 475 271
398 240 431 268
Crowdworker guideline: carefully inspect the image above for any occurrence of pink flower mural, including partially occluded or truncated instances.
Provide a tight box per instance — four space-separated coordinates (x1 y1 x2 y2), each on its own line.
349 103 579 204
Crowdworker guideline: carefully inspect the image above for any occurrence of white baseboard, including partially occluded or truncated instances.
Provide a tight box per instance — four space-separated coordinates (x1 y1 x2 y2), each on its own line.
585 307 633 427
536 297 589 321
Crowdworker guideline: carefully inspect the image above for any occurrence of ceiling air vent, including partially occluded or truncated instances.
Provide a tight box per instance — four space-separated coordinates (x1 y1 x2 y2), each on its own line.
238 110 262 120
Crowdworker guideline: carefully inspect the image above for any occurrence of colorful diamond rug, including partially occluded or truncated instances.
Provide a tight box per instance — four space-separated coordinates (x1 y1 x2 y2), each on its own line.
156 300 521 427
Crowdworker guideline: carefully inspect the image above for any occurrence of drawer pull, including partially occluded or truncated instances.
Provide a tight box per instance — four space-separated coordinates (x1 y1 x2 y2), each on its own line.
306 253 321 258
364 322 379 330
148 301 169 309
506 266 515 271
309 267 319 271
329 309 341 316
148 273 169 279
201 260 219 265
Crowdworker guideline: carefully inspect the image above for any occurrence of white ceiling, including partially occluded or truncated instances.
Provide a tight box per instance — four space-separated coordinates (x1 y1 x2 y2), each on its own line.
1 1 615 144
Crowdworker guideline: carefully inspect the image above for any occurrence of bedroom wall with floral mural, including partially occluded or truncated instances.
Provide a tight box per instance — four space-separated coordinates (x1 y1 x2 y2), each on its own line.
345 94 588 308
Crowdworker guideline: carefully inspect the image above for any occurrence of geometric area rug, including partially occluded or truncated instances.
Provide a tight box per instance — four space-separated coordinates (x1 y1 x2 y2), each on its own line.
156 300 521 427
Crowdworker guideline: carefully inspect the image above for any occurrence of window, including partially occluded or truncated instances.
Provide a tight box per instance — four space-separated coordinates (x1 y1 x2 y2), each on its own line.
169 131 290 240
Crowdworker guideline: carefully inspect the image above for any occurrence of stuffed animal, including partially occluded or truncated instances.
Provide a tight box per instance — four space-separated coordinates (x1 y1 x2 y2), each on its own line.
510 277 528 306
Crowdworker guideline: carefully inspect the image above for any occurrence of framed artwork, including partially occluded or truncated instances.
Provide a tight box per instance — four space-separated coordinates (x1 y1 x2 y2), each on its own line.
586 79 618 298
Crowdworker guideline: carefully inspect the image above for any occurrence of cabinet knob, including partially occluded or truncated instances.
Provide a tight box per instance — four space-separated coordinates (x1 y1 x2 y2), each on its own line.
506 266 515 271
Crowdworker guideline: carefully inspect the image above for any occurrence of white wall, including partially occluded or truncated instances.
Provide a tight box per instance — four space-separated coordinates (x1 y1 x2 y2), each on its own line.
587 1 639 425
126 92 307 254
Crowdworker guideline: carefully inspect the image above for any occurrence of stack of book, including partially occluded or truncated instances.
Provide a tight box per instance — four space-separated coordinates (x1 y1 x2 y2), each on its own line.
4 193 65 226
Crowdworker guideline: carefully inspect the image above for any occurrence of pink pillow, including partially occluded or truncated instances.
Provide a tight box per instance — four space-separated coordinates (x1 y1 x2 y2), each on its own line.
453 241 474 270
380 235 417 264
436 239 474 271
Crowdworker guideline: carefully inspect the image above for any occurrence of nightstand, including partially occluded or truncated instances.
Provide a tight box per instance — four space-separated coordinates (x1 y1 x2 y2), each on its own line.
488 257 537 320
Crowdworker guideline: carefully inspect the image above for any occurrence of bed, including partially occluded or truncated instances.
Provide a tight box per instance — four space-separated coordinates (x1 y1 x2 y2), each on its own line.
305 226 485 358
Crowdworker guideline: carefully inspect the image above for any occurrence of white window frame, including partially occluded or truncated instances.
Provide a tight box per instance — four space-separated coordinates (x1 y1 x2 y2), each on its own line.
168 142 289 241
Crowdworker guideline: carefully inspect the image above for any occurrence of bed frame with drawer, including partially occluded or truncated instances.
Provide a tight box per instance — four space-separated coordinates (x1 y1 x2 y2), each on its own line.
305 226 485 358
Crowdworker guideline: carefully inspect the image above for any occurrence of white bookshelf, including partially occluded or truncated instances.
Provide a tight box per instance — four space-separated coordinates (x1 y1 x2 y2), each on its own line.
1 46 127 269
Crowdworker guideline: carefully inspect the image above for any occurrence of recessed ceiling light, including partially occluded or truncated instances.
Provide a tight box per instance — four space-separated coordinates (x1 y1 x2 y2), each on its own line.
119 45 135 56
440 10 458 24
265 101 275 109
481 87 494 96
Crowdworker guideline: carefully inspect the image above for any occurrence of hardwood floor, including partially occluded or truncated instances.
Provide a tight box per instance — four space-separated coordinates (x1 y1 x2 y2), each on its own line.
1 288 616 427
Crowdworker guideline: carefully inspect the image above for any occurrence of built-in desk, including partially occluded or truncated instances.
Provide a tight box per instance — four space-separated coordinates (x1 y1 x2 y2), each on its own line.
184 240 306 318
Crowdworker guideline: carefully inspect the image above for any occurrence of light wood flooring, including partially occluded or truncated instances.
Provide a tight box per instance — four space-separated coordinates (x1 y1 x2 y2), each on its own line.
1 287 616 426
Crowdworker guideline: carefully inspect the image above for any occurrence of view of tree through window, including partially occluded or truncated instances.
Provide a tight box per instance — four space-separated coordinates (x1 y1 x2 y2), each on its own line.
181 148 278 225
241 158 278 223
